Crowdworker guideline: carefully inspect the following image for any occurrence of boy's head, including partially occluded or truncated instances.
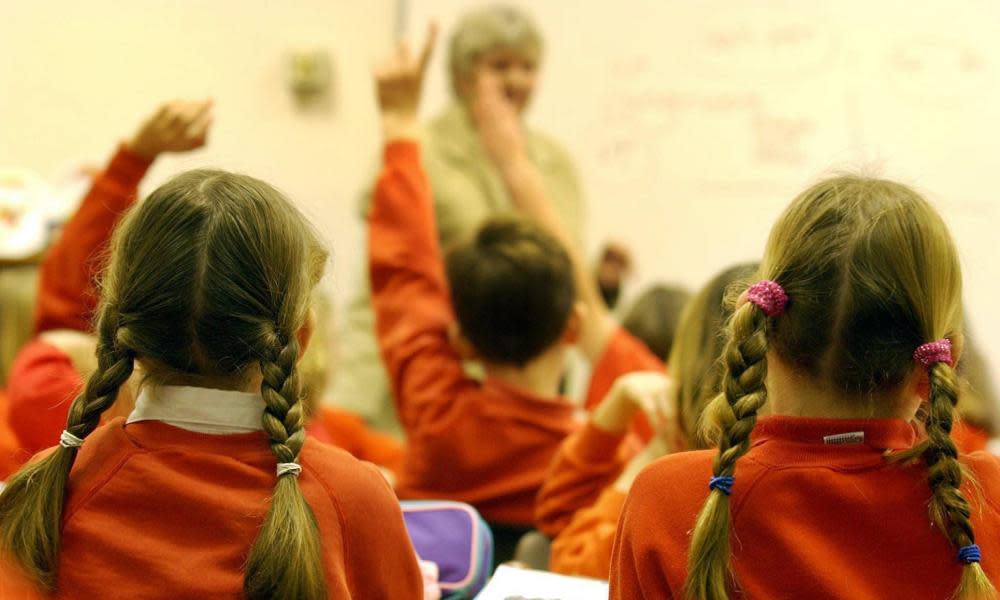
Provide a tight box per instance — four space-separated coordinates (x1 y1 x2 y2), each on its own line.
445 216 576 367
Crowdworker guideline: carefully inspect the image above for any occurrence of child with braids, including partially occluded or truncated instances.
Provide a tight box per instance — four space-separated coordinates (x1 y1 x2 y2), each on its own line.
0 152 422 598
610 177 1000 599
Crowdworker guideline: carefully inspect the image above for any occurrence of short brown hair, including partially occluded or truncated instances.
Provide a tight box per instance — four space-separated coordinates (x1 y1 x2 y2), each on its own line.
445 216 574 366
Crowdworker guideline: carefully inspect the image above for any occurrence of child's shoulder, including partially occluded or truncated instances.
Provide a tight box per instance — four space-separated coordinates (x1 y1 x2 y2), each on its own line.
638 449 717 487
963 450 1000 497
300 437 395 502
629 449 717 510
71 418 136 476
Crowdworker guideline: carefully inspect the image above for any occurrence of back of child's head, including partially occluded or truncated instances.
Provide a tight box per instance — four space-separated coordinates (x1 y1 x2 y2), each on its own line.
666 263 757 449
445 216 575 367
0 169 331 599
621 284 691 361
685 176 995 600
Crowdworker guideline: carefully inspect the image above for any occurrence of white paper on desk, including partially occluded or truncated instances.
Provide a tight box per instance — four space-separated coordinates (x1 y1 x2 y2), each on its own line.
475 565 609 600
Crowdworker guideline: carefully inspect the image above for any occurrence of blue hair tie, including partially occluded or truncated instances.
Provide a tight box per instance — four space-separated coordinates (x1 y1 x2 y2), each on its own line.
958 544 982 565
708 475 734 496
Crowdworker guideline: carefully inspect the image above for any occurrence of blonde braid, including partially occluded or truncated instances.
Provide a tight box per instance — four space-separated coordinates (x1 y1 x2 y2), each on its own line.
244 335 327 600
685 302 770 600
0 307 134 588
923 362 997 599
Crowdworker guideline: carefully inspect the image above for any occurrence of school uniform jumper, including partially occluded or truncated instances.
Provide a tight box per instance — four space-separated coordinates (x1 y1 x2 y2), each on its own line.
0 386 423 599
534 326 662 538
610 416 1000 599
369 141 581 526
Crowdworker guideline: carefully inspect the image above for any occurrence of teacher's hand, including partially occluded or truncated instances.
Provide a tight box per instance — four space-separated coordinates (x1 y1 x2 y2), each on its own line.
471 72 527 170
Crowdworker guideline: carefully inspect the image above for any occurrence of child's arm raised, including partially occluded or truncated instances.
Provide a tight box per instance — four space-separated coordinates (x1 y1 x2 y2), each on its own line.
34 99 213 337
370 27 478 430
470 78 616 363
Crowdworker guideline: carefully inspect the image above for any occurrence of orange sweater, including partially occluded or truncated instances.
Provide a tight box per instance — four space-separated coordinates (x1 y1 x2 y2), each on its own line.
536 422 635 578
0 419 423 599
535 328 661 556
369 141 579 525
7 145 148 455
610 416 1000 599
535 421 639 539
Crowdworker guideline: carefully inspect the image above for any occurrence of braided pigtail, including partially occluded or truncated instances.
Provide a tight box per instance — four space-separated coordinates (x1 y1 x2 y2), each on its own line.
0 307 134 588
243 336 327 600
912 341 997 600
684 303 769 600
685 280 786 600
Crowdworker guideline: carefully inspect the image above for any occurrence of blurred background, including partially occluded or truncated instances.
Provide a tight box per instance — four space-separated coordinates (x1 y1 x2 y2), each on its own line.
2 0 999 393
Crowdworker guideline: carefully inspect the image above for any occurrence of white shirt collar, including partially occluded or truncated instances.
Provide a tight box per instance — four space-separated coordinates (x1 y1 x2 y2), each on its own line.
127 385 265 435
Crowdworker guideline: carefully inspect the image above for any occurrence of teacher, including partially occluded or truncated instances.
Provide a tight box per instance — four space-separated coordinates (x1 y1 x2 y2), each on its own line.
335 4 585 433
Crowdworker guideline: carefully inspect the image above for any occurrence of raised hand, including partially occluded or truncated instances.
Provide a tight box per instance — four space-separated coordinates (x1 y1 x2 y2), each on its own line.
374 24 438 141
471 71 526 169
591 371 676 437
127 99 213 161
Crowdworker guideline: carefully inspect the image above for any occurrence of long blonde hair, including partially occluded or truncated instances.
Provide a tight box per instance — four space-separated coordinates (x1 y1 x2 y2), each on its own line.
0 169 330 599
684 176 995 600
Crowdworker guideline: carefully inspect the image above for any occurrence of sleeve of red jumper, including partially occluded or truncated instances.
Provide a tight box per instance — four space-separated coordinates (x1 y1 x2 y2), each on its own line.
368 141 470 434
535 422 638 537
549 486 628 579
33 145 151 334
341 462 424 599
584 327 665 442
6 339 83 454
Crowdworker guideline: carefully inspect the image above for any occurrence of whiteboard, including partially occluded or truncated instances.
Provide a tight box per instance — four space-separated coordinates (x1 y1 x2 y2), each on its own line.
403 0 1000 394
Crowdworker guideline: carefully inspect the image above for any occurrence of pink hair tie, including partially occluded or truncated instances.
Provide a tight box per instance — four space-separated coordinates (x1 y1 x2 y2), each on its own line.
913 339 954 368
746 280 788 317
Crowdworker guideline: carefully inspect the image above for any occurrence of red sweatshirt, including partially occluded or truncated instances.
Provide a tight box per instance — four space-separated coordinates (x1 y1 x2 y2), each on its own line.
535 327 662 561
0 419 423 599
6 146 149 455
610 416 1000 599
536 422 635 579
0 391 22 480
369 141 580 525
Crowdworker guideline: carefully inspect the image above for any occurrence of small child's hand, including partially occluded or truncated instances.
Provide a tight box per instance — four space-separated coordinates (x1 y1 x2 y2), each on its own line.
592 371 675 435
471 72 526 169
374 24 437 142
127 99 213 161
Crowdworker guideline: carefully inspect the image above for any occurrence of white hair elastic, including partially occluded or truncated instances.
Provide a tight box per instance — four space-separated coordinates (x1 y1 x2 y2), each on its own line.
276 462 302 478
59 430 84 449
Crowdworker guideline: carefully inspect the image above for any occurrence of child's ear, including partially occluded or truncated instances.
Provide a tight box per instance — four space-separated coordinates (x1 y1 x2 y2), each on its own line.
560 301 587 344
448 321 479 360
295 307 316 361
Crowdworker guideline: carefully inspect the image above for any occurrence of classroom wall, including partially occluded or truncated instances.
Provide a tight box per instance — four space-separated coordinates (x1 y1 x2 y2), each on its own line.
0 0 394 305
4 1 1000 394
